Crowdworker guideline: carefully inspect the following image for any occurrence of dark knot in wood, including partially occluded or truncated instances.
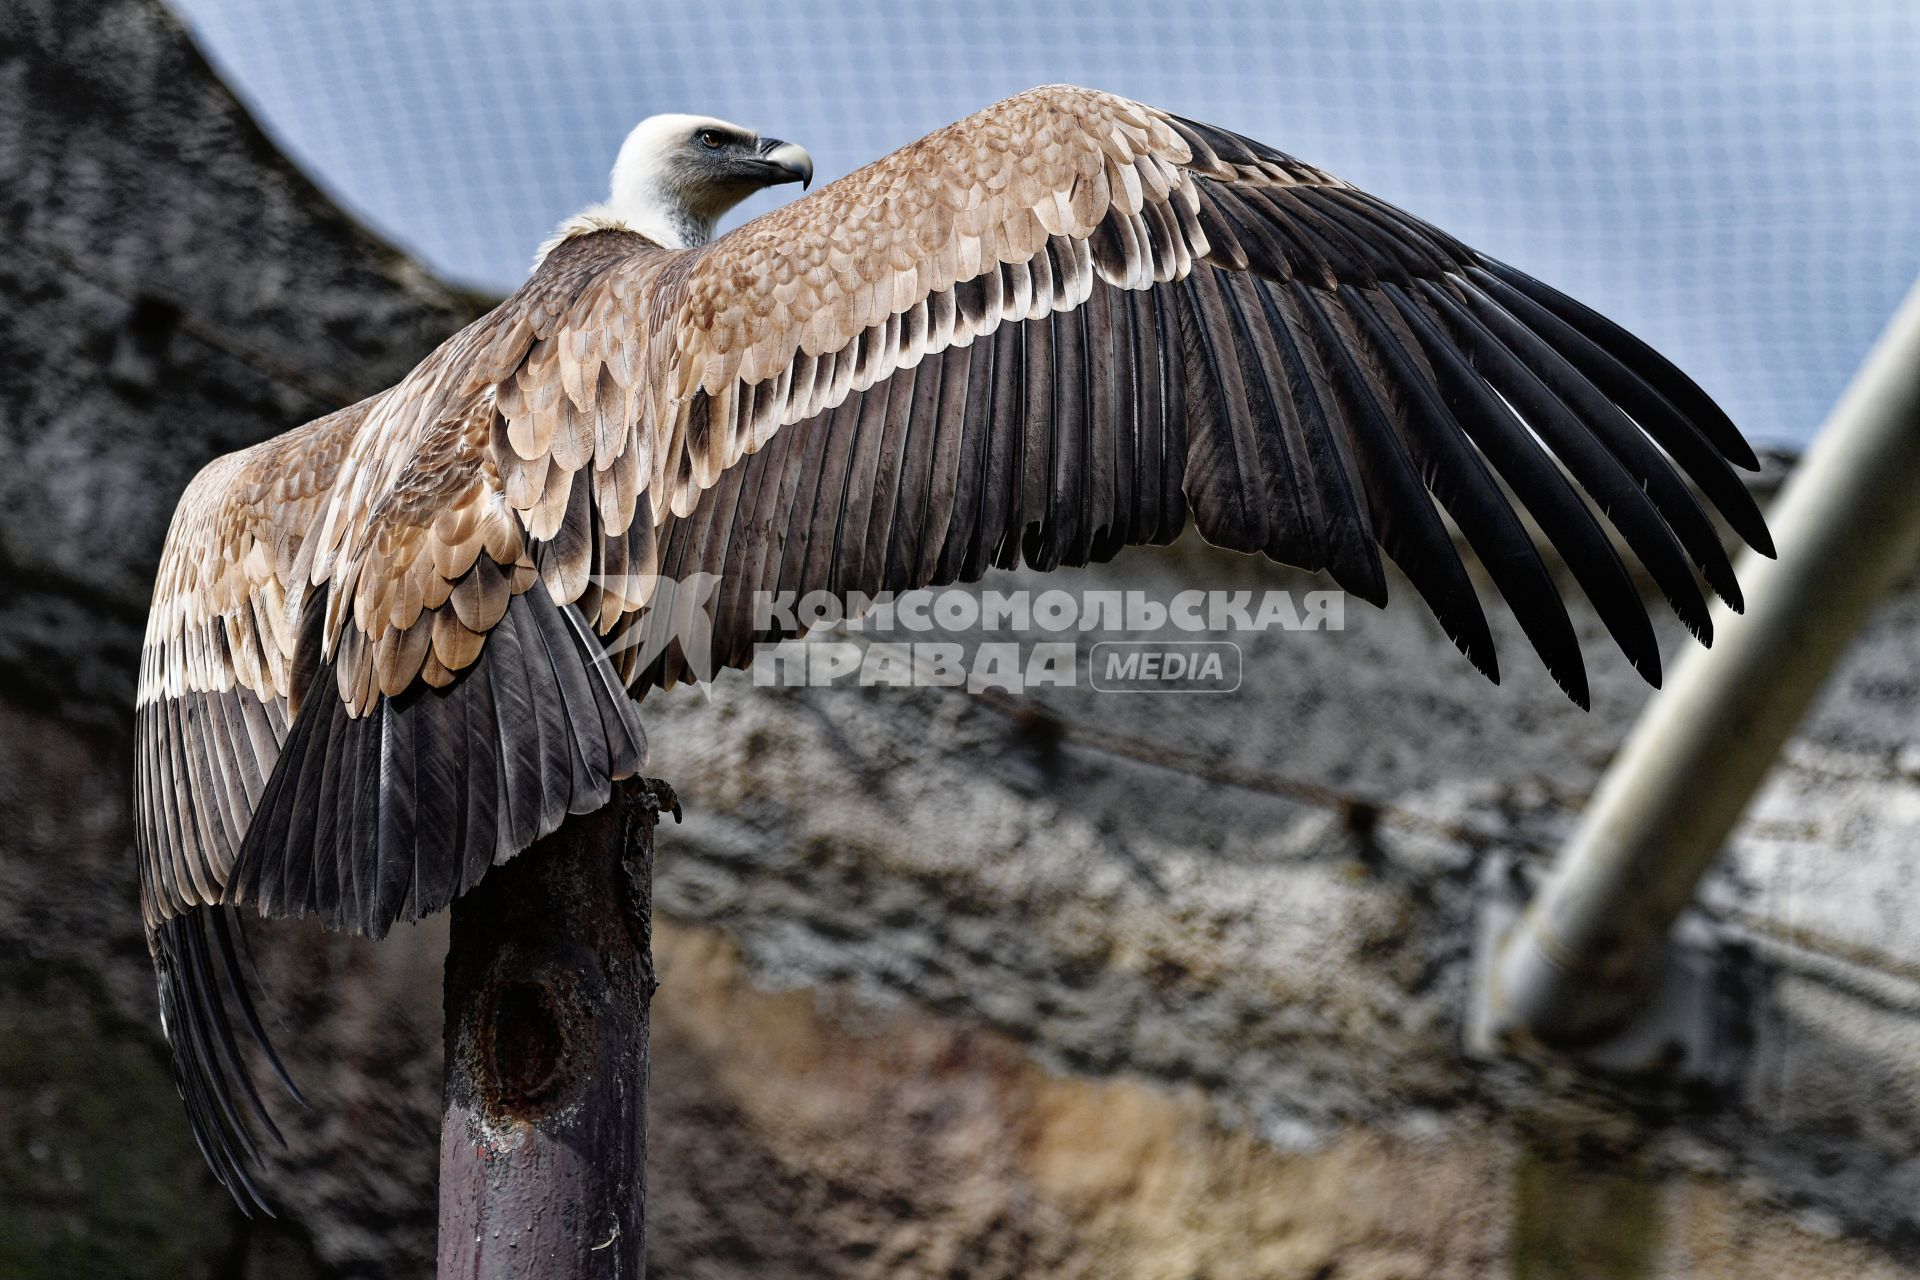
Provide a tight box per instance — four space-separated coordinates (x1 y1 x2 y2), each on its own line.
480 979 571 1119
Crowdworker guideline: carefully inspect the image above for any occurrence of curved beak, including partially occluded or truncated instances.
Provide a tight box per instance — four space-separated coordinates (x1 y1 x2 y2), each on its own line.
757 138 814 190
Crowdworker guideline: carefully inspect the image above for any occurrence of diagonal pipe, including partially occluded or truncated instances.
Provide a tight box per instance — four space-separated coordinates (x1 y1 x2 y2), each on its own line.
1492 276 1920 1046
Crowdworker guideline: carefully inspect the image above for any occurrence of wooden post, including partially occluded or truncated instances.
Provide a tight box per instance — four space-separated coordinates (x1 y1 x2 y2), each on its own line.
437 780 661 1278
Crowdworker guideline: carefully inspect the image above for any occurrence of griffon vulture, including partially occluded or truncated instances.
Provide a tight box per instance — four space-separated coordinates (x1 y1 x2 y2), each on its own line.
135 86 1772 1206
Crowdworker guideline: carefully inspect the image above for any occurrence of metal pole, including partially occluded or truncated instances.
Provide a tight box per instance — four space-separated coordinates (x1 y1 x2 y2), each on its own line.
438 780 660 1277
1493 276 1920 1046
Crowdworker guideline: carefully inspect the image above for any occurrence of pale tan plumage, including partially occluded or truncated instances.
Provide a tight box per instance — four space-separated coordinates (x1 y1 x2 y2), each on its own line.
134 86 1771 1206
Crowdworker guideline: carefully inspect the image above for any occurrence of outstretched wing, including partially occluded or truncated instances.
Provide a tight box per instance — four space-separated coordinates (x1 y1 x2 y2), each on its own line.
136 401 364 1209
511 85 1769 702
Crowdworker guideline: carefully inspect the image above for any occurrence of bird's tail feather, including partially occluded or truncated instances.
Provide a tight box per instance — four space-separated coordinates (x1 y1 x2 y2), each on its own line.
228 587 648 937
161 585 646 1209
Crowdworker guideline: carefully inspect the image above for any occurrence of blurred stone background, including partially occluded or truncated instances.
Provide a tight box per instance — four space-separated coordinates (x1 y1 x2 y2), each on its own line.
3 2 1918 1277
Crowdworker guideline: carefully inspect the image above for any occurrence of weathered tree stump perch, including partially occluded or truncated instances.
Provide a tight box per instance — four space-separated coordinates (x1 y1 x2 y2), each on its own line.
438 780 662 1278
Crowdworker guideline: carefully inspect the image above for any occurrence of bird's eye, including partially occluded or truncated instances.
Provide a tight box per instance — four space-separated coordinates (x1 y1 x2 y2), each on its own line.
699 130 723 150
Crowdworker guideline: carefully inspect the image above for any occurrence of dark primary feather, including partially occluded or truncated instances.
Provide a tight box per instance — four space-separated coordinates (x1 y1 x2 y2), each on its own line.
1335 284 1589 705
1476 258 1761 474
1283 277 1496 678
1463 263 1773 573
1380 279 1663 693
150 908 301 1216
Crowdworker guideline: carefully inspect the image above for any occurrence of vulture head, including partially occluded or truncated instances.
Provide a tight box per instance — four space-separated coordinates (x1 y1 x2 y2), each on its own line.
606 113 814 249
